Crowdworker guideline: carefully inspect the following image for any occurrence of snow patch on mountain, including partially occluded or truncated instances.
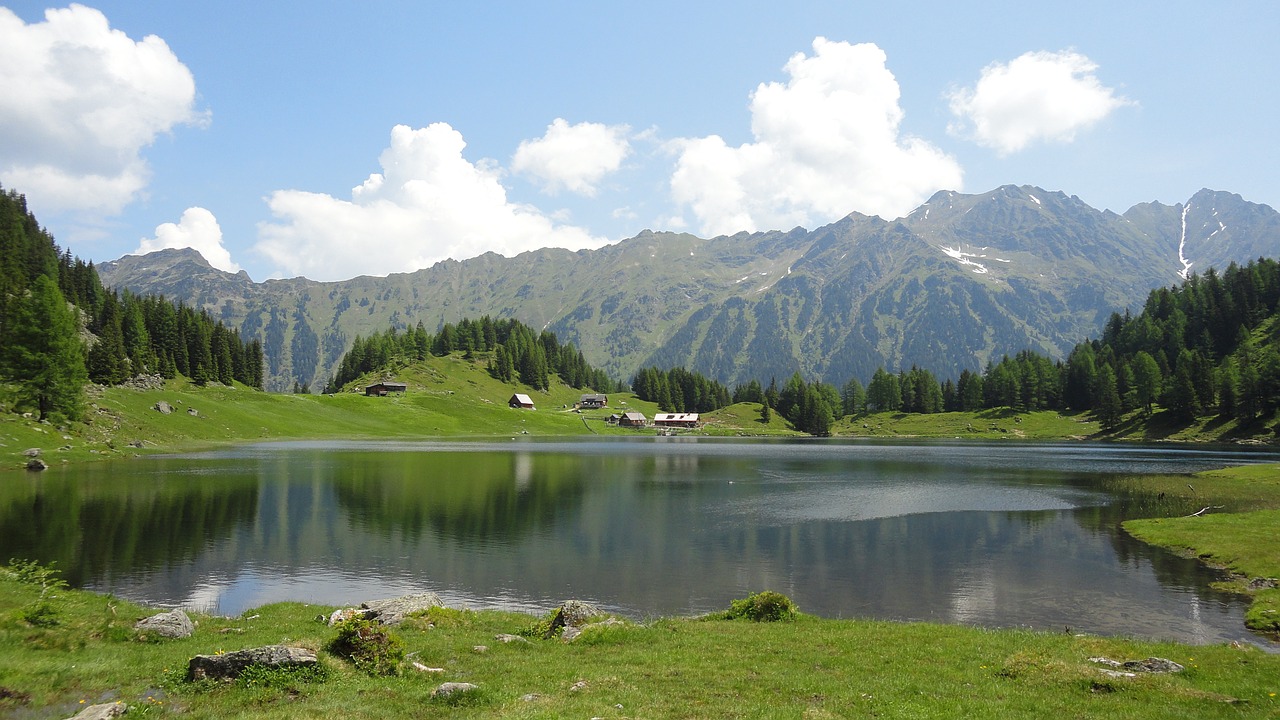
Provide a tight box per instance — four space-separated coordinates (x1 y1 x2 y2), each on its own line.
940 246 990 274
1177 204 1194 279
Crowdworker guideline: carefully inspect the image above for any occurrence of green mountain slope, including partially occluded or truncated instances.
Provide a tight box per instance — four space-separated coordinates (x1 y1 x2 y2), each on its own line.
99 185 1280 390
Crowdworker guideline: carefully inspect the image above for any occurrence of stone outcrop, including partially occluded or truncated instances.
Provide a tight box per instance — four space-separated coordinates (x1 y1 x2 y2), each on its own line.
68 701 128 719
135 609 194 639
1089 656 1185 675
328 592 444 626
542 599 603 639
187 645 317 682
561 617 625 642
431 682 479 699
153 401 172 415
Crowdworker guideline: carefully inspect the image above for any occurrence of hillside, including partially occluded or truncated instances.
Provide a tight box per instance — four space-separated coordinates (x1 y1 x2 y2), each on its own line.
98 186 1280 391
2 351 808 469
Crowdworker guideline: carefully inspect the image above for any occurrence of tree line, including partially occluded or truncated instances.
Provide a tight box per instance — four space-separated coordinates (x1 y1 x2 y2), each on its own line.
325 315 622 394
636 258 1280 435
0 186 263 422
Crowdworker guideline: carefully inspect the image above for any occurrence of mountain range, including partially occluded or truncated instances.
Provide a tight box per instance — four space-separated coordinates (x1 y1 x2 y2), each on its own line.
98 185 1280 392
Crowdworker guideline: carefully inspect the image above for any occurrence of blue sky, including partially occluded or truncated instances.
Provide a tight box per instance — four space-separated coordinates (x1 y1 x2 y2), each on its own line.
2 1 1277 281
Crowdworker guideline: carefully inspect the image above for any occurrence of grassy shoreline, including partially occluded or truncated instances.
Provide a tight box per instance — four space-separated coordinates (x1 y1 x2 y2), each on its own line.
3 564 1280 719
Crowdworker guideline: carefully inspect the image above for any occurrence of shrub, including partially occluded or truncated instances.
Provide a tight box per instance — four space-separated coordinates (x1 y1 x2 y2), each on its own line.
517 609 562 639
5 559 68 627
238 662 330 689
325 618 405 676
722 591 798 622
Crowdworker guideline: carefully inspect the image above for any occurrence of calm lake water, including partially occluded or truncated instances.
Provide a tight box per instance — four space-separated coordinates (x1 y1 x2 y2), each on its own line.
3 438 1278 646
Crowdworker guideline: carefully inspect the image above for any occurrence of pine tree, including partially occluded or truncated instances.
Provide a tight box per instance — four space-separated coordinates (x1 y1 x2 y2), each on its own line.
87 293 128 385
1096 364 1122 430
0 276 87 421
1131 351 1162 416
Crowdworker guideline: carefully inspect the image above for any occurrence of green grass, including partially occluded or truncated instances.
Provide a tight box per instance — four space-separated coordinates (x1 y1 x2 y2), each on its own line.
701 402 802 436
1123 464 1280 636
832 408 1100 440
3 572 1280 719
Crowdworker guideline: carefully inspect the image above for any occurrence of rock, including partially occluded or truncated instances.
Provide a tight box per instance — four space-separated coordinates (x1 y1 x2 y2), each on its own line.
327 607 366 626
562 617 625 643
542 599 603 638
135 609 194 639
122 374 166 391
495 633 530 644
68 701 128 719
22 448 40 457
1122 657 1184 674
25 458 47 471
187 407 199 416
432 682 479 699
1248 577 1278 590
1091 656 1185 674
154 401 172 415
412 662 445 673
187 645 317 682
472 645 488 653
328 593 445 626
361 592 444 625
519 693 543 702
569 680 589 692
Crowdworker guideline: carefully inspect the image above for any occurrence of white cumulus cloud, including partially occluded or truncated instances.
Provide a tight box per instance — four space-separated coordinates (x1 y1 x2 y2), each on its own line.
669 37 963 237
0 5 206 215
135 207 241 274
511 118 631 196
947 50 1131 155
255 123 610 281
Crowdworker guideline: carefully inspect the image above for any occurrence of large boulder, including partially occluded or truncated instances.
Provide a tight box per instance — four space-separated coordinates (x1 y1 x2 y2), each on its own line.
153 401 172 414
187 645 317 682
328 592 444 626
135 609 194 639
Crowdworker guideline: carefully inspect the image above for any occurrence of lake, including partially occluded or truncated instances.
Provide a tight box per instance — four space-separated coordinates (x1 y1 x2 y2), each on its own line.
2 438 1277 647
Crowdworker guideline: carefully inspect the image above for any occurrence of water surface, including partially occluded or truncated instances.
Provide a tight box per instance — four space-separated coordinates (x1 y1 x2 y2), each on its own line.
2 438 1276 647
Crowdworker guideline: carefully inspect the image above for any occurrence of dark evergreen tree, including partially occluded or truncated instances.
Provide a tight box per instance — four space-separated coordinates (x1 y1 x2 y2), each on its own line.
0 276 87 421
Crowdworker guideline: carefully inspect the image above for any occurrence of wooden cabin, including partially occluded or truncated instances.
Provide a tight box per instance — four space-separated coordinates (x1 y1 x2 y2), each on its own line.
365 382 408 396
619 411 647 427
509 393 536 409
579 393 608 409
653 412 699 428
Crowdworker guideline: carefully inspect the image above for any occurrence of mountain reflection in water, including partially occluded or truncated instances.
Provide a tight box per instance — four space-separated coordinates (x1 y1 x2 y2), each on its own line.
1 438 1276 647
